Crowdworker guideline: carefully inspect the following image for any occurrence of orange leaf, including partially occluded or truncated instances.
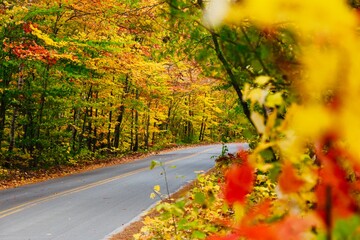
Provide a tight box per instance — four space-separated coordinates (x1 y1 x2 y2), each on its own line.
237 223 277 240
245 200 272 222
278 162 305 194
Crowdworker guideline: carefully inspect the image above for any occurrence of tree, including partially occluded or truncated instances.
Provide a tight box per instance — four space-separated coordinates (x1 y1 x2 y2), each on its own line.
0 0 245 171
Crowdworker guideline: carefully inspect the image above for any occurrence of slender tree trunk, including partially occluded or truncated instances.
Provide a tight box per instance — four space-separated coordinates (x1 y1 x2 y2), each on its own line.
87 105 93 151
152 121 156 145
152 101 159 145
78 85 92 151
201 122 206 141
133 89 139 152
199 117 207 141
107 108 112 149
8 109 17 153
71 108 78 153
165 99 172 131
144 100 151 150
0 70 8 150
0 93 7 149
114 75 129 148
37 65 49 140
9 65 24 152
92 91 98 152
130 108 134 151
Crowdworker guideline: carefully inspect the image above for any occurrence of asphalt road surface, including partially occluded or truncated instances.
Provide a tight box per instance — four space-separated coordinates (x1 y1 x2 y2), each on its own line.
0 143 248 240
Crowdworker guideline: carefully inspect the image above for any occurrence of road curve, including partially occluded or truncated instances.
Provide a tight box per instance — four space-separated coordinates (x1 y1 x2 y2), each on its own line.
0 143 247 240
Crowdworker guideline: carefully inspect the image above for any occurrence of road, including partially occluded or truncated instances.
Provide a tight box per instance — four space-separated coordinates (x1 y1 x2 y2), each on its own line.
0 143 247 240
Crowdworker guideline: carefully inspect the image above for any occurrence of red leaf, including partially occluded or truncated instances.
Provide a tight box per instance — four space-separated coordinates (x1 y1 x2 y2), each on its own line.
237 150 249 163
224 162 254 205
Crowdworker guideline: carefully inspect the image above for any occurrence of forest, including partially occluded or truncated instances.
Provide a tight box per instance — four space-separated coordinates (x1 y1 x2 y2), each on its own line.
3 0 360 239
0 0 246 171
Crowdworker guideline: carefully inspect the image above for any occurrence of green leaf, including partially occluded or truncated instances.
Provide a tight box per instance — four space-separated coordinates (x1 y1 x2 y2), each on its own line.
268 163 281 182
150 160 159 170
242 129 254 140
259 148 275 162
332 215 360 240
194 192 206 205
191 231 206 239
175 200 186 209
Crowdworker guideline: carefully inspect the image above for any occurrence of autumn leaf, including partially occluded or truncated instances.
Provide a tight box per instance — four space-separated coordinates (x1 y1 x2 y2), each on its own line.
237 223 276 240
245 200 272 222
278 162 305 194
153 185 160 192
224 162 255 205
274 214 320 240
150 192 156 199
237 150 249 164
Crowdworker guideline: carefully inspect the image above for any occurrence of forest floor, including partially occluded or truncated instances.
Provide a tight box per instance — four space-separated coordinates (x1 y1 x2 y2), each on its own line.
0 143 214 190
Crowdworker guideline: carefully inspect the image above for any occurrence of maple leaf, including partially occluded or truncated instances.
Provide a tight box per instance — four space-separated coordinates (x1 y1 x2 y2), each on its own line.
224 162 255 205
278 162 305 194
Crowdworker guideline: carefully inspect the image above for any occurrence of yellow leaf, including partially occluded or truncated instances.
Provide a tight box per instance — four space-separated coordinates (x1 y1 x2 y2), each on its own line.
153 185 161 192
255 76 271 86
150 193 156 199
251 112 266 134
266 92 283 108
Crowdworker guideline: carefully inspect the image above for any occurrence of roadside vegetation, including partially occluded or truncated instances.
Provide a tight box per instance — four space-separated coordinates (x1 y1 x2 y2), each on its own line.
2 0 360 239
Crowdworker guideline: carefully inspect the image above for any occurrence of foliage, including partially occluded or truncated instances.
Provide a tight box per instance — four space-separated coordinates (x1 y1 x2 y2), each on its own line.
0 0 246 172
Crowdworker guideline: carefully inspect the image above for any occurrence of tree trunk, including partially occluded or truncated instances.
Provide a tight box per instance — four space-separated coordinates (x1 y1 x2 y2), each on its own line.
130 108 134 151
78 85 92 151
87 105 93 151
144 100 151 150
199 117 207 141
133 89 139 152
0 93 7 149
92 91 98 152
9 65 24 152
210 32 255 128
114 75 129 148
71 108 78 153
36 65 49 144
107 108 112 149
